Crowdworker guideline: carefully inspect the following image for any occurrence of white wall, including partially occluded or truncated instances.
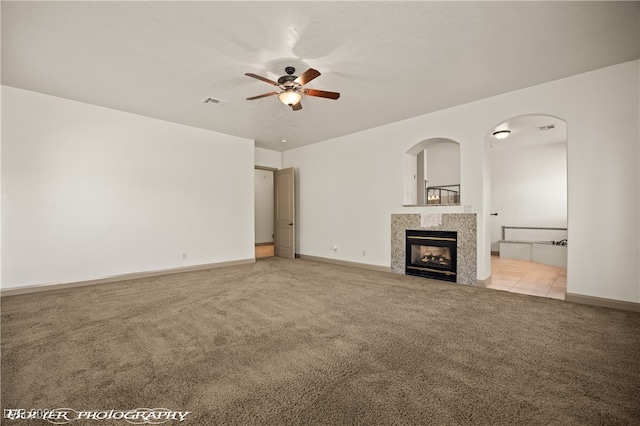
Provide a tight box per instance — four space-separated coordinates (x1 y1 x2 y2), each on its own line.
416 150 426 205
255 147 281 169
0 82 3 287
254 169 274 244
1 86 255 289
561 62 639 304
490 142 567 251
403 153 418 205
427 142 460 187
283 60 640 304
254 147 280 245
283 113 474 270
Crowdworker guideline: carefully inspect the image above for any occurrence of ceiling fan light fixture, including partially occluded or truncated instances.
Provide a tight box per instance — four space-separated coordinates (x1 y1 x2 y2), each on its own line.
278 89 302 106
493 130 511 140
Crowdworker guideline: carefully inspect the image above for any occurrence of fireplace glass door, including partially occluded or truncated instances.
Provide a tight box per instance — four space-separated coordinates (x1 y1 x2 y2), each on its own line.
411 245 452 269
405 230 457 282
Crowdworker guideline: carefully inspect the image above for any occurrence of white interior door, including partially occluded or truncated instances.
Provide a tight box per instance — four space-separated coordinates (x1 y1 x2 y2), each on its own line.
274 167 295 258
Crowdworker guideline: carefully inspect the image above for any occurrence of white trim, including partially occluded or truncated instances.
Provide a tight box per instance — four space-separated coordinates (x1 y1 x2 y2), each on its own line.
298 254 392 273
565 293 640 313
0 258 256 297
477 277 491 288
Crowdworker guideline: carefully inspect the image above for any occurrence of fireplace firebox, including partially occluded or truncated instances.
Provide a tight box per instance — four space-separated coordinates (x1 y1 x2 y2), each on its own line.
405 230 457 282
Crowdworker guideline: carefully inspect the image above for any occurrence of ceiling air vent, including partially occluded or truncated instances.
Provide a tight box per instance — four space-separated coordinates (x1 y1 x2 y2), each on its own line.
202 97 225 105
538 124 555 131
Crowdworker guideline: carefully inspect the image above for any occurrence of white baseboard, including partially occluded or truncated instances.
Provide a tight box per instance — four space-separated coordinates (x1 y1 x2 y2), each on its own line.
297 254 392 273
565 292 640 313
0 258 256 297
299 255 491 286
476 276 491 288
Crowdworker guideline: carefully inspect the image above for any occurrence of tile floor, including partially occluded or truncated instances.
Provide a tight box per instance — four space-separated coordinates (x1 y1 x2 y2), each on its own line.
487 255 566 300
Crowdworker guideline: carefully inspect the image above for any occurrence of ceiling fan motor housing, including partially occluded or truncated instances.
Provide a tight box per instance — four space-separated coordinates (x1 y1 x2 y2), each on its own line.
277 67 298 87
277 75 297 86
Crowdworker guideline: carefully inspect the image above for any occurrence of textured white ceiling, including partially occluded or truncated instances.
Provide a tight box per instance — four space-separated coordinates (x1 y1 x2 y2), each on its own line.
2 1 638 151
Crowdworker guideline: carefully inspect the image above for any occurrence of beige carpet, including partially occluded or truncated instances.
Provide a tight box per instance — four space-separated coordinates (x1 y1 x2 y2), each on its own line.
2 257 639 425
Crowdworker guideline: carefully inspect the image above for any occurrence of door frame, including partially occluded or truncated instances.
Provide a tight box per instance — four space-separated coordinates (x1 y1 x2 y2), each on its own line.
255 166 276 254
274 167 296 259
255 166 295 259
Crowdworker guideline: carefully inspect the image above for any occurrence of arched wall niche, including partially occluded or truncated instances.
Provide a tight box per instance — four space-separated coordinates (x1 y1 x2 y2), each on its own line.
403 138 461 206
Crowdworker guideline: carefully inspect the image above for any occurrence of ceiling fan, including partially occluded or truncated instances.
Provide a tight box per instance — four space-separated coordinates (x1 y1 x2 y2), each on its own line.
245 66 340 111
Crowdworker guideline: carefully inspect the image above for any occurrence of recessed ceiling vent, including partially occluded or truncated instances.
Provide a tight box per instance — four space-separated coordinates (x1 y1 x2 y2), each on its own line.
538 124 555 131
202 97 225 105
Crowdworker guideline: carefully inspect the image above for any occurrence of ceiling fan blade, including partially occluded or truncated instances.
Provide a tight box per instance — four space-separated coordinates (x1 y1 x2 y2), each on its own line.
245 73 278 86
246 92 278 100
291 101 302 111
305 88 340 100
295 68 321 86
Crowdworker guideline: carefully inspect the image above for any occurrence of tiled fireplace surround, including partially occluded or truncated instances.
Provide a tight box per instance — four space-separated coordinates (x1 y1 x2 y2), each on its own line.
391 213 477 286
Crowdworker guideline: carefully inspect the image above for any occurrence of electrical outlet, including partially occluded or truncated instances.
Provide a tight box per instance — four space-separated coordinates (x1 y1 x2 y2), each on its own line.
362 250 366 256
182 253 187 259
333 245 338 252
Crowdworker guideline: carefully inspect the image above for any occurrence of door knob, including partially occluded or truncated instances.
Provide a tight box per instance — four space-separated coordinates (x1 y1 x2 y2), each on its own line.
490 213 498 216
